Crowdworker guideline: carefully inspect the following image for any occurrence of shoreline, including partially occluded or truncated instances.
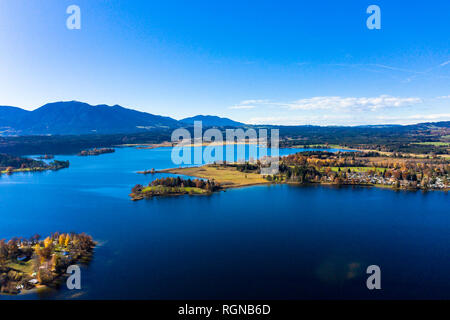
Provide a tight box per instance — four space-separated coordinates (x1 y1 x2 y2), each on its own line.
0 233 95 296
119 140 261 150
0 166 68 176
291 144 450 160
157 165 449 194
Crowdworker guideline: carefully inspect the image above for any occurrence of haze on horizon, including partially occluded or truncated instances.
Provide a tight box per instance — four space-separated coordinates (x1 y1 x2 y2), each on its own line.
0 0 449 126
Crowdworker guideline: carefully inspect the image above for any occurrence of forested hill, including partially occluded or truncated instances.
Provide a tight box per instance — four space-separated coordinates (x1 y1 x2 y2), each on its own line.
0 121 448 156
0 101 180 136
0 101 247 136
180 115 244 127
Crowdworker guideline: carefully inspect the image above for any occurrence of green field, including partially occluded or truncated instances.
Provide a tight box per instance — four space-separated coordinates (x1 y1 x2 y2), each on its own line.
412 142 450 146
7 261 34 274
292 144 350 149
163 165 268 188
142 185 207 194
0 167 47 174
329 167 387 173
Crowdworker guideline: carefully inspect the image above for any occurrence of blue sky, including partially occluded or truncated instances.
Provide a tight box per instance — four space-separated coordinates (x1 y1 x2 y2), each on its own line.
0 0 449 125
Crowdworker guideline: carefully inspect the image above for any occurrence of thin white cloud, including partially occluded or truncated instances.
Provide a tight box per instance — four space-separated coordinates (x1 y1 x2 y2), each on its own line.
370 64 424 74
229 105 256 110
240 99 270 105
330 60 450 82
249 113 450 126
249 114 353 125
329 63 423 74
285 95 422 111
232 95 422 112
228 99 270 109
231 95 450 125
376 113 450 123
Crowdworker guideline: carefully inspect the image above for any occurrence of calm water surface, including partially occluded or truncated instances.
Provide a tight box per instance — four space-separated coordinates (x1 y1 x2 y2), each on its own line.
0 146 448 299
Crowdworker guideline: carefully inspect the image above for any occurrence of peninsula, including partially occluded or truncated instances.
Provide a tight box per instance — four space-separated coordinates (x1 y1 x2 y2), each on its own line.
0 233 95 295
134 150 450 197
0 154 69 175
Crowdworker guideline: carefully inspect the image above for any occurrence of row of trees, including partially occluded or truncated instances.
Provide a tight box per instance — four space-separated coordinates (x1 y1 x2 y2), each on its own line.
150 176 221 191
0 153 44 169
1 233 95 290
283 151 450 171
131 176 222 198
78 148 115 156
0 233 94 268
0 153 69 173
261 151 450 189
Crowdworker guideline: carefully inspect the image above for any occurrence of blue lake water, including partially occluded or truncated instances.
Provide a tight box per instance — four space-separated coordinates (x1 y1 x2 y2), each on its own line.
0 146 449 299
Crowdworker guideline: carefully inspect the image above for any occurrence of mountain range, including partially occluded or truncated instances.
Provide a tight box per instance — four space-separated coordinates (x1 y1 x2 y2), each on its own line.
1 101 449 138
0 101 244 136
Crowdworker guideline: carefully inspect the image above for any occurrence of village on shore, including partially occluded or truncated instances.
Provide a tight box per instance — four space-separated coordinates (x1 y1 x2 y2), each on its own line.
0 233 95 295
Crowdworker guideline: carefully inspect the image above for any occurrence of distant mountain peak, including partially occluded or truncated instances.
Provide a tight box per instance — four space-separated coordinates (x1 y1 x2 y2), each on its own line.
0 101 180 136
180 115 244 127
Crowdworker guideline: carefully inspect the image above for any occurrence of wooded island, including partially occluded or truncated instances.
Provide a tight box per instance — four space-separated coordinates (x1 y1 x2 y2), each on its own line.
130 177 221 200
78 148 115 156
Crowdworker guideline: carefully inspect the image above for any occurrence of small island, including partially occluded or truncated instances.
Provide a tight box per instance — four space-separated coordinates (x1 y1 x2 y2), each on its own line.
78 148 115 156
130 177 221 200
137 168 156 175
0 153 69 175
0 233 95 295
36 154 55 160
